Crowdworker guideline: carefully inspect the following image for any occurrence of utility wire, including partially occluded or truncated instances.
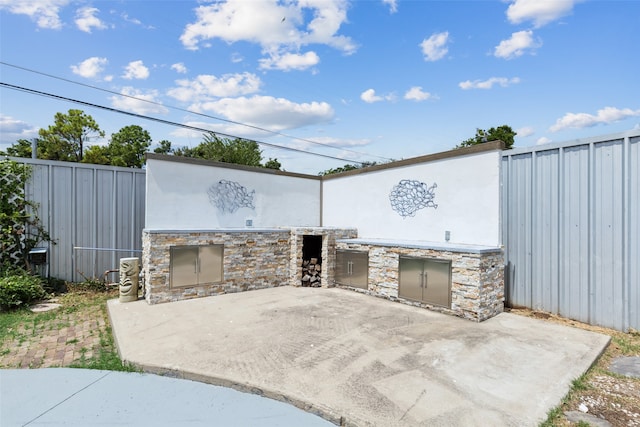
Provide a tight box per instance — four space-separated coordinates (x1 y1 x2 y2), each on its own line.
0 81 367 164
0 61 392 162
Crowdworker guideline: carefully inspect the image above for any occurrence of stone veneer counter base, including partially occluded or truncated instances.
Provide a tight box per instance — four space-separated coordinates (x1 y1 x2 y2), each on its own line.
335 238 504 321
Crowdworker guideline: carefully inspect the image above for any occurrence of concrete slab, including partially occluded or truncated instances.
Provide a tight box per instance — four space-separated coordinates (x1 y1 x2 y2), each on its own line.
108 287 610 426
0 368 332 426
609 356 640 378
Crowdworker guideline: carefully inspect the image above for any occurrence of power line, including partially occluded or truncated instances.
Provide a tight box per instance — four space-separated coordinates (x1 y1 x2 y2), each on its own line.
0 81 368 164
0 61 393 162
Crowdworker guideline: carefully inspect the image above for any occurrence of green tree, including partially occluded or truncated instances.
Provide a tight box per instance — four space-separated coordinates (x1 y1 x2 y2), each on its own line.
457 125 516 149
82 145 111 165
38 109 105 161
177 133 263 167
107 125 152 168
5 139 34 158
154 140 173 154
263 158 282 170
319 161 377 176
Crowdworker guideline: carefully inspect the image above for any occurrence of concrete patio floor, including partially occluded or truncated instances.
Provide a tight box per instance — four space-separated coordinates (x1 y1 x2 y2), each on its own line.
108 287 610 426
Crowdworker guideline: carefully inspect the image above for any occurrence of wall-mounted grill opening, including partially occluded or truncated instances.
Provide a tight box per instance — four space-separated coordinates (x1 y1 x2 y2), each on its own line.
301 235 323 287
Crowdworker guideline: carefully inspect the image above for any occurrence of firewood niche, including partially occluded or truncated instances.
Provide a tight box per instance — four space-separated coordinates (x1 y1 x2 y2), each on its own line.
301 257 321 287
301 234 322 287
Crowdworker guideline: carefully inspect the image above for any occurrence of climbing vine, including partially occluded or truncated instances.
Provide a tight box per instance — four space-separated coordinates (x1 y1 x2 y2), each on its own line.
0 159 52 271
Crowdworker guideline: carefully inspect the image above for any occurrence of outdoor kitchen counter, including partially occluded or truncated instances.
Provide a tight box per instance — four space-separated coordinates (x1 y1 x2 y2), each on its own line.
336 238 502 254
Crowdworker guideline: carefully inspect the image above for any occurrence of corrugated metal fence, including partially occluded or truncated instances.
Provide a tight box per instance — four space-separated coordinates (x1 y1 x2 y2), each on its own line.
502 130 639 331
8 157 146 283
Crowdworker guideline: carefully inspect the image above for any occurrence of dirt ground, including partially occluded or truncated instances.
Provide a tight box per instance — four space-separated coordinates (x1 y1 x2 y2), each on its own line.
510 308 640 426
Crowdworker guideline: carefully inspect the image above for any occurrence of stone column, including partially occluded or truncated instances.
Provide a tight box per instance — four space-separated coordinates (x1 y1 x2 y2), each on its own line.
119 257 139 303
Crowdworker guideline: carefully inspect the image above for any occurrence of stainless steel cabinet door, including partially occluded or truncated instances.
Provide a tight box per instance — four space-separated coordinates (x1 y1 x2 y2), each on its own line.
399 257 451 308
170 245 224 288
170 246 199 288
335 250 368 289
199 245 223 284
423 259 451 308
335 250 350 286
399 257 424 302
350 251 369 289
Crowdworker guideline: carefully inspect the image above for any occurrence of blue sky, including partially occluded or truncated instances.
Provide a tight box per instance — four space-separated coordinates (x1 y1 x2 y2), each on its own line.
1 0 639 174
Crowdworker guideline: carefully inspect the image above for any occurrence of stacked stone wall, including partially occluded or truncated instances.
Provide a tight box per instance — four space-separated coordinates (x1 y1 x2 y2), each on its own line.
143 230 291 304
288 227 358 287
335 241 504 321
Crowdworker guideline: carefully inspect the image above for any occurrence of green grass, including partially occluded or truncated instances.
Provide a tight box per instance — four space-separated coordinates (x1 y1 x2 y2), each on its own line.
539 373 590 426
0 287 138 372
68 307 139 373
612 335 640 355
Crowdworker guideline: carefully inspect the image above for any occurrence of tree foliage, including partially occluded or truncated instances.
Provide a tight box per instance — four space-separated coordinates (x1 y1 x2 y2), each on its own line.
458 125 516 149
263 158 282 170
4 110 281 170
37 109 105 161
82 125 151 168
4 139 35 158
154 140 173 155
319 161 378 176
171 132 281 170
107 125 152 168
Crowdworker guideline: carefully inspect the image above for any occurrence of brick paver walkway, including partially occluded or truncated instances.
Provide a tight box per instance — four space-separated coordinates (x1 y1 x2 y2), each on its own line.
0 304 108 369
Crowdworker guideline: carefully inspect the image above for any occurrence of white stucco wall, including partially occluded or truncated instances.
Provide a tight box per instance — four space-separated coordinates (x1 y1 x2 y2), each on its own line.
321 150 502 247
145 157 321 230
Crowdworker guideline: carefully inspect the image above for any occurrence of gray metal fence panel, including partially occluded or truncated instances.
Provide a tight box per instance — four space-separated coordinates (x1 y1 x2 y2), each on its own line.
8 157 145 283
630 136 640 330
502 130 640 331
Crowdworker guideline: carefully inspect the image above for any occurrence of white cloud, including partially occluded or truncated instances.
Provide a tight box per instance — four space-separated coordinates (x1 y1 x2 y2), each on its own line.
361 89 382 103
494 30 541 59
383 0 397 14
0 114 38 145
404 86 434 102
536 137 552 145
517 126 535 137
122 60 150 80
110 87 168 115
180 0 356 60
420 31 449 62
302 136 371 148
506 0 578 28
121 12 154 29
0 0 69 29
167 73 262 103
194 95 334 131
171 63 188 74
231 52 244 63
70 57 108 79
550 107 640 132
459 77 521 90
75 6 106 33
259 51 320 71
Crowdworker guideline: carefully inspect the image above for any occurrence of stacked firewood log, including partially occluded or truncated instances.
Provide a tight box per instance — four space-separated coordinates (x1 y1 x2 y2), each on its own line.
301 258 321 287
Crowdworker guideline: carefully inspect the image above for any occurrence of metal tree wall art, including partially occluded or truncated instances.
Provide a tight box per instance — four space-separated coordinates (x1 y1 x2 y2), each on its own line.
389 179 438 218
208 180 255 213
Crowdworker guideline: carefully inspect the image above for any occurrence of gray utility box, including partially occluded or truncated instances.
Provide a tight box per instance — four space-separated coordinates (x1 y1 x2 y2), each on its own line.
170 245 223 288
335 249 369 289
399 257 451 308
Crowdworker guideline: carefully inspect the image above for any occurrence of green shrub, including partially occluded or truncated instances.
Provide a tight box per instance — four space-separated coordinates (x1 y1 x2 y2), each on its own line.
0 270 47 310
